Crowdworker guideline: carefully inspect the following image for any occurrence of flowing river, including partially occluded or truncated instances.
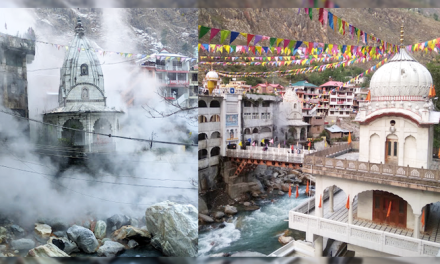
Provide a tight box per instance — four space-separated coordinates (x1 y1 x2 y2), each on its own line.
198 185 310 256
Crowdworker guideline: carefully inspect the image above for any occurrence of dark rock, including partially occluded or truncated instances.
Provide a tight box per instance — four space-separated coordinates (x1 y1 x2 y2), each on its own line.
49 237 79 255
9 225 25 238
219 223 226 229
67 225 99 253
106 214 131 234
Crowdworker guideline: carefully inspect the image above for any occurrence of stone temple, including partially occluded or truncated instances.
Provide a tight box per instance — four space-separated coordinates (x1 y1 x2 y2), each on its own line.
43 17 123 153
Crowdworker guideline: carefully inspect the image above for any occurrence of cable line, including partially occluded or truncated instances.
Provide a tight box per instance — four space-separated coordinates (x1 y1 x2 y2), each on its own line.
0 109 198 147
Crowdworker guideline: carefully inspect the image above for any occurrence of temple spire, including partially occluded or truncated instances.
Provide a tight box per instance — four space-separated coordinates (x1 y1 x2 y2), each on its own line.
75 17 85 36
400 22 404 47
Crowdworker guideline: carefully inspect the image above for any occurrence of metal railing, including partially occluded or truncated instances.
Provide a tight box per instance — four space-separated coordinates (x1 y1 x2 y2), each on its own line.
226 147 317 163
289 211 440 257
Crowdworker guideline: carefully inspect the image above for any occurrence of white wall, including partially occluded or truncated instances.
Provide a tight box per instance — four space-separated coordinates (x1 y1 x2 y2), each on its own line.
359 116 431 168
347 244 397 257
357 191 373 221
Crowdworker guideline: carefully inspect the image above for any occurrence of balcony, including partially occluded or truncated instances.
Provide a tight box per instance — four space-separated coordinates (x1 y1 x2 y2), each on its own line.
198 140 207 149
198 107 221 116
208 138 221 147
199 122 221 132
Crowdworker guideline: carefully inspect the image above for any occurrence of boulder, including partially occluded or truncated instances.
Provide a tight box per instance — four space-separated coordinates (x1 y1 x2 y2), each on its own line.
130 217 139 228
0 226 10 243
9 225 25 238
34 223 51 238
145 201 197 257
27 243 70 257
273 172 279 178
112 225 151 243
0 245 6 252
214 211 224 219
198 214 214 223
66 225 99 253
278 191 285 195
243 202 251 207
281 184 290 192
48 237 79 255
97 241 125 257
106 214 131 233
53 231 67 238
199 198 209 214
128 239 138 249
11 238 35 251
94 220 107 240
224 205 238 215
278 235 293 245
36 217 69 233
251 191 260 198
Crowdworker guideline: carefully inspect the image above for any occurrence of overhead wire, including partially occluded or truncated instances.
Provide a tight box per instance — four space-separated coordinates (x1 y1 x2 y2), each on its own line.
0 109 198 147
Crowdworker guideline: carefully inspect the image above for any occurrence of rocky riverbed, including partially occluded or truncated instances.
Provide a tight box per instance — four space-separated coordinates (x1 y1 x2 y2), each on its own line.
0 200 197 257
199 165 314 226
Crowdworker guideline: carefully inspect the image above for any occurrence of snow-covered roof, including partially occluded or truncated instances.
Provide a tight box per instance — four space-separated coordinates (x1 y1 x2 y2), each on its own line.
44 104 123 114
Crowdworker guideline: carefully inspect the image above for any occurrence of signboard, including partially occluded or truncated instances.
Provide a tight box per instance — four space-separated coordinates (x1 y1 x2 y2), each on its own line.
226 128 238 141
230 88 235 94
169 80 189 85
226 114 238 127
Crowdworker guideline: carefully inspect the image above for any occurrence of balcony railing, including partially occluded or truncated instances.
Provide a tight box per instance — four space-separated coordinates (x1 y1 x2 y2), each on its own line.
289 211 440 257
226 147 317 163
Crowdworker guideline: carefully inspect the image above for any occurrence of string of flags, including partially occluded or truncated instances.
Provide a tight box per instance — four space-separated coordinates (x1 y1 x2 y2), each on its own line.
213 53 388 78
343 55 391 86
199 52 386 68
0 31 197 62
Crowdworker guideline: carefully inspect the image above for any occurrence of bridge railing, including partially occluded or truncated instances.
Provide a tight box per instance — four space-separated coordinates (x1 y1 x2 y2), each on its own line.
226 146 317 163
306 142 357 157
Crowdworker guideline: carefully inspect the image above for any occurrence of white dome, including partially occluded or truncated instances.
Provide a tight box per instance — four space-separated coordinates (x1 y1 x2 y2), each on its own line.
206 70 219 80
369 48 432 99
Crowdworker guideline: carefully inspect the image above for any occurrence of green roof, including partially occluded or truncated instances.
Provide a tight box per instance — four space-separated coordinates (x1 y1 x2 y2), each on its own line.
291 81 318 88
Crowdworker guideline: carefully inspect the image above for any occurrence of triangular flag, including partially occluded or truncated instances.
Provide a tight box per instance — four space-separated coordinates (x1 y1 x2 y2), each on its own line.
210 28 220 42
199 26 210 39
247 34 255 46
230 31 239 44
254 35 262 45
220 30 230 44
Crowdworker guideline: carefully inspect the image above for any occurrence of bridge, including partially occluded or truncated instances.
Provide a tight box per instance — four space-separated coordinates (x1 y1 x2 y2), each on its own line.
226 146 317 175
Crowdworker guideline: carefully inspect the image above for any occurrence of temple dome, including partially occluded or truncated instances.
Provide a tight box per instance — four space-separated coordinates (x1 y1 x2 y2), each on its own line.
205 70 219 80
369 48 432 99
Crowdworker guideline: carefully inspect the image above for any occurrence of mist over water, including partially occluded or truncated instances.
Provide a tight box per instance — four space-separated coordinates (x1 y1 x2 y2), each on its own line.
0 8 197 229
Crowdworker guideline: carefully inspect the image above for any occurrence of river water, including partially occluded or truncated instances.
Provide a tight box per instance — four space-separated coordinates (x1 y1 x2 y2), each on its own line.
198 185 310 256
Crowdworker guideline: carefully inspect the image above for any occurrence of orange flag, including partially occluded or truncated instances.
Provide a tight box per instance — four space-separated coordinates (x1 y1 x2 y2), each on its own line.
433 85 436 97
437 147 440 158
345 195 350 209
318 194 322 208
386 201 392 217
347 132 352 144
306 181 309 195
288 185 292 198
429 85 433 97
295 185 299 198
421 208 425 227
366 90 371 102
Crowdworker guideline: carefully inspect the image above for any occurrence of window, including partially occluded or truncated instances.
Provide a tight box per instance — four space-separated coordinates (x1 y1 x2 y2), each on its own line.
192 74 197 81
252 113 259 119
244 113 251 119
177 73 186 80
267 113 270 119
80 64 88 75
294 103 297 109
244 101 252 107
155 59 165 66
388 141 391 156
261 113 266 119
399 201 404 213
172 61 182 67
394 142 397 156
167 72 177 80
262 101 270 107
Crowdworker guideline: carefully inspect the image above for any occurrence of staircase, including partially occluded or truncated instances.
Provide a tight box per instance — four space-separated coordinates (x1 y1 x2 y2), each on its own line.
234 160 247 176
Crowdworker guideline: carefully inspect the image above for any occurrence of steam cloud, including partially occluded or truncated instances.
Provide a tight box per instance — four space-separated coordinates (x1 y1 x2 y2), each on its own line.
0 8 197 229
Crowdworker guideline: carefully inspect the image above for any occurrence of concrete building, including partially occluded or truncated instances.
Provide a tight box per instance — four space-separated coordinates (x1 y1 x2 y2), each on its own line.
321 80 355 117
287 30 440 257
43 17 123 153
0 31 35 122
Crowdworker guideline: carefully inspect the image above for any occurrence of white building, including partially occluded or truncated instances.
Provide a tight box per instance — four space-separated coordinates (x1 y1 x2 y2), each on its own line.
287 30 440 257
43 17 123 153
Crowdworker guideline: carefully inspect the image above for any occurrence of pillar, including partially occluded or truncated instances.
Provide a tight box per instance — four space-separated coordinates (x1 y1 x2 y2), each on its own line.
314 235 323 257
348 196 353 225
414 213 420 239
296 129 301 141
329 186 334 213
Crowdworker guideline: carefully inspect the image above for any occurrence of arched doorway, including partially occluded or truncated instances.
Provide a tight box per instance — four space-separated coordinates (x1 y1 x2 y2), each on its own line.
93 118 112 144
372 190 407 228
385 134 398 165
61 119 85 146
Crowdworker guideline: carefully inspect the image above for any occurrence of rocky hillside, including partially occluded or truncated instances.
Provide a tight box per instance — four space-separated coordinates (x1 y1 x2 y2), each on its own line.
32 8 197 57
199 8 440 68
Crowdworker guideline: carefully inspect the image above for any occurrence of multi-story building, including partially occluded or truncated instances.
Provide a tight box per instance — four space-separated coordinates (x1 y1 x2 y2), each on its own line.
286 40 440 257
353 87 370 113
136 48 196 108
321 80 355 117
291 81 322 117
252 83 285 95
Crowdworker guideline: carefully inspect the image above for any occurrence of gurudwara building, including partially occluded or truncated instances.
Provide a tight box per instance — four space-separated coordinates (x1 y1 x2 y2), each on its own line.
281 26 440 257
43 18 123 153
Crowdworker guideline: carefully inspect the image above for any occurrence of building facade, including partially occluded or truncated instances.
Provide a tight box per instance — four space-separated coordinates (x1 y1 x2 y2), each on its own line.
43 17 123 153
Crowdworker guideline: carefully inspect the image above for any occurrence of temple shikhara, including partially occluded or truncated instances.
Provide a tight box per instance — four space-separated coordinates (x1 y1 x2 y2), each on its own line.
42 17 123 153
